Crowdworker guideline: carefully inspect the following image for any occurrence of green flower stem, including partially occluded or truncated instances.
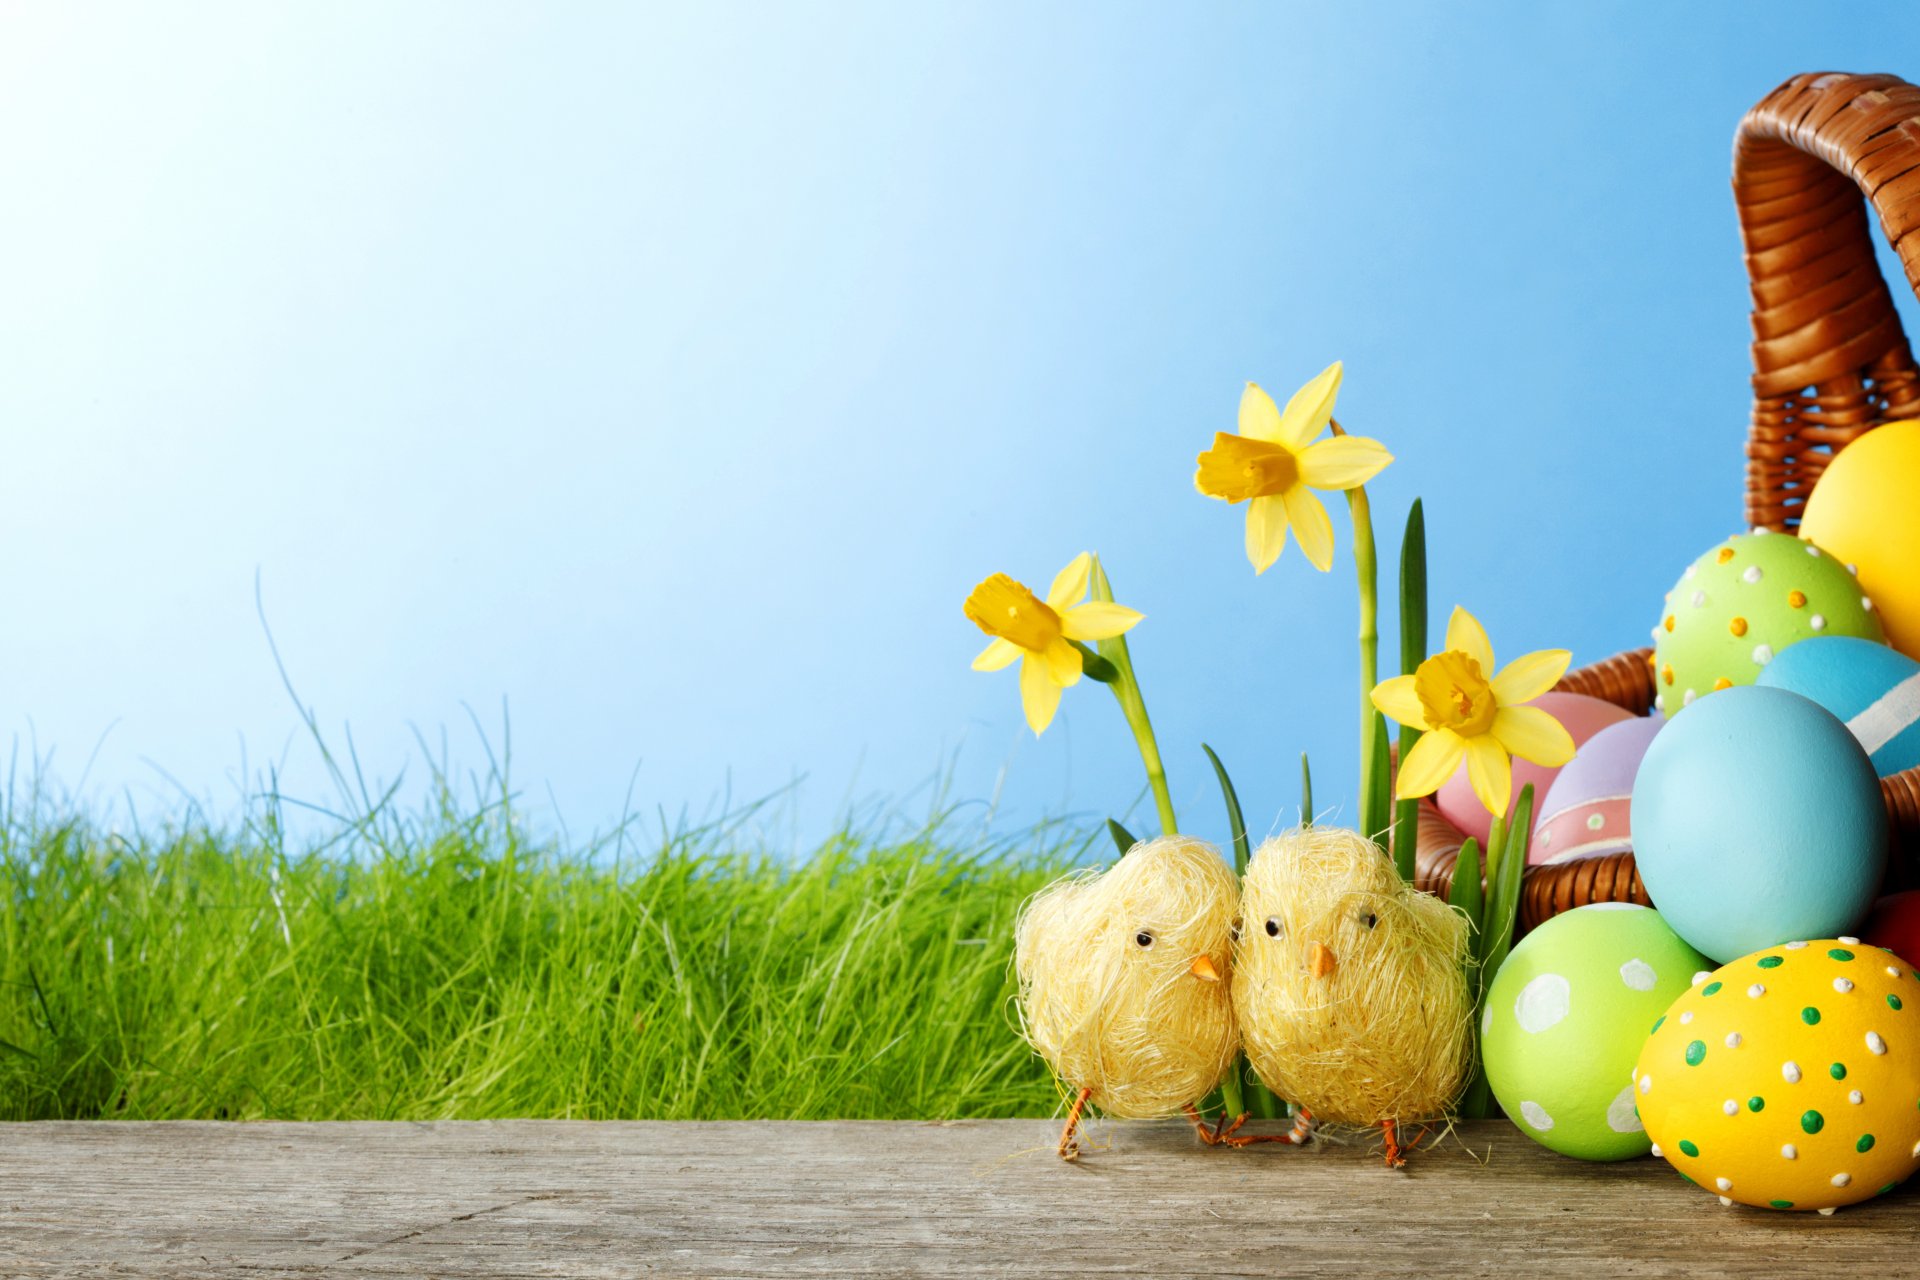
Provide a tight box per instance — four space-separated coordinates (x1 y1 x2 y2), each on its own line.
1089 557 1178 838
1300 752 1314 827
1336 436 1384 842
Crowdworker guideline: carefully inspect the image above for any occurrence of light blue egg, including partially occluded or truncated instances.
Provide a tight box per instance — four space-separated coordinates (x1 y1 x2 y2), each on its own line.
1755 636 1920 776
1632 685 1886 963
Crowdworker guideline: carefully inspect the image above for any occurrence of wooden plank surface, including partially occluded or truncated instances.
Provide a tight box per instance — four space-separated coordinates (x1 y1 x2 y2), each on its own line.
0 1117 1912 1278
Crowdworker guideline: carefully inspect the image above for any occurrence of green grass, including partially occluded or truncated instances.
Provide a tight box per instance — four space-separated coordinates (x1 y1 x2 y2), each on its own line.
0 778 1091 1121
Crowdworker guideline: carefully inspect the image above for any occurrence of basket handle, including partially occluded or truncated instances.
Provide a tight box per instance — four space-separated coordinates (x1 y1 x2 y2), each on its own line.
1735 72 1920 530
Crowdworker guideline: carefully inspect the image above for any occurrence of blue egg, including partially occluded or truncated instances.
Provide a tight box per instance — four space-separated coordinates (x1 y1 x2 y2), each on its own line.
1755 636 1920 776
1631 685 1886 962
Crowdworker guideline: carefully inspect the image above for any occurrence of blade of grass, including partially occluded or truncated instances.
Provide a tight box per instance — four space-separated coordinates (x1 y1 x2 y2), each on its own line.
1451 833 1489 1119
1201 744 1277 1120
1390 499 1426 884
1105 819 1138 858
1200 745 1249 877
1479 784 1534 995
1365 711 1391 847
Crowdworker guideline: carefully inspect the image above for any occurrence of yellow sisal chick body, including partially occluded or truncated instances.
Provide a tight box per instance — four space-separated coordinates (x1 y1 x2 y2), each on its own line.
1233 827 1471 1128
1014 835 1239 1119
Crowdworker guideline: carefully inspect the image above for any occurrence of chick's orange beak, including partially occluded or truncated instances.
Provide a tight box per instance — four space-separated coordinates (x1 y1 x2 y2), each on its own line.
1306 942 1336 979
1189 954 1221 983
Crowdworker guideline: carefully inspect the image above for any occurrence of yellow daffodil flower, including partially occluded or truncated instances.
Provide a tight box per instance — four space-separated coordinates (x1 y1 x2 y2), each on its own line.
1369 606 1576 818
1194 361 1394 574
965 552 1144 735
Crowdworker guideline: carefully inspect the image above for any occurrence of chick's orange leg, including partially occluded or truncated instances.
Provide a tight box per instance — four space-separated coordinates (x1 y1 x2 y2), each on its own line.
1058 1087 1093 1162
1183 1103 1228 1144
1380 1118 1430 1168
1185 1104 1314 1148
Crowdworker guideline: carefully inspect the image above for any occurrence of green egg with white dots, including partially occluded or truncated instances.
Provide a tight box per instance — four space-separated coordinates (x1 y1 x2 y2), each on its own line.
1651 531 1883 716
1483 904 1712 1160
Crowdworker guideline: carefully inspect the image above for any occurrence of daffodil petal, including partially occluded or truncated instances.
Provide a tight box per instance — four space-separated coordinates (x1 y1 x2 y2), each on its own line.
1395 728 1464 800
1238 382 1285 443
1061 601 1142 642
1020 654 1062 735
1043 637 1082 687
1491 704 1576 767
1370 673 1425 727
1246 493 1289 573
973 638 1021 672
1490 648 1573 706
1281 486 1335 572
1046 552 1093 611
1463 735 1513 818
1297 434 1394 491
1274 360 1343 449
1445 606 1495 674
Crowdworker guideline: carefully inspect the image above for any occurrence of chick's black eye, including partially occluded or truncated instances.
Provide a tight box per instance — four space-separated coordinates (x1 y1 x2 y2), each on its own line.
1364 913 1378 930
1134 930 1154 949
1264 917 1282 939
1229 921 1242 942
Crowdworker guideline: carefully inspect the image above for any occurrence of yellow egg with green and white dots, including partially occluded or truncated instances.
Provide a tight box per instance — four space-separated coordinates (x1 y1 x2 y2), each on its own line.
1632 939 1920 1212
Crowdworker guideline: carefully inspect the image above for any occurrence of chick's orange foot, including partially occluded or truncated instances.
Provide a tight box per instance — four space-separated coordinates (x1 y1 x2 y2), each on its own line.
1379 1117 1431 1169
1183 1104 1315 1149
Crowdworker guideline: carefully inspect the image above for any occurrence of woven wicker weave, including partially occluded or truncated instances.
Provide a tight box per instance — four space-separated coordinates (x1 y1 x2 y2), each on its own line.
1415 72 1920 934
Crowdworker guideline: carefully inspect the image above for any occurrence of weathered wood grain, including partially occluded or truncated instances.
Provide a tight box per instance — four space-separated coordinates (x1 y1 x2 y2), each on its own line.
0 1118 1910 1278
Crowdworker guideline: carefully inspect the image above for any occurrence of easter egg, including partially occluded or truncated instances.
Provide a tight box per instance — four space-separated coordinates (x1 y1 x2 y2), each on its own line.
1632 686 1886 963
1651 530 1882 715
1800 420 1920 659
1435 692 1634 846
1755 636 1920 776
1632 940 1920 1211
1862 892 1920 968
1531 716 1663 866
1483 904 1711 1160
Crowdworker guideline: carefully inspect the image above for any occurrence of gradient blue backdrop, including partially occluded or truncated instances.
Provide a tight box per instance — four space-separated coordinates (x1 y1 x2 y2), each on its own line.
4 4 1918 851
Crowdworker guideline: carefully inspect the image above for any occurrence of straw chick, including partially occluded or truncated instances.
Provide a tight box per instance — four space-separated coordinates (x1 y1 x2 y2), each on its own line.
1015 834 1265 1159
1232 826 1471 1166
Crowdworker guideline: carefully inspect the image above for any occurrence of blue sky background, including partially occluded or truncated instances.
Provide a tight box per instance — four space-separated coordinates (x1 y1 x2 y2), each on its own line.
4 4 1919 853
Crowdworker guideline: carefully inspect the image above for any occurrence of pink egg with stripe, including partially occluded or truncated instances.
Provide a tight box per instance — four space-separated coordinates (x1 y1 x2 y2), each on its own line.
1530 715 1665 866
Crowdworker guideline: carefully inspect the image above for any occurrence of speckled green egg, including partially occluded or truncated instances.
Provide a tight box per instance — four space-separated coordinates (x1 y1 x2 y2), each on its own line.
1483 904 1713 1160
1652 531 1883 715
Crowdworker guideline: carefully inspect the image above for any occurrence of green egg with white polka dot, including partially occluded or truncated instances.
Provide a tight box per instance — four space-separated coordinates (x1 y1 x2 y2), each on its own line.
1483 904 1713 1160
1651 530 1884 716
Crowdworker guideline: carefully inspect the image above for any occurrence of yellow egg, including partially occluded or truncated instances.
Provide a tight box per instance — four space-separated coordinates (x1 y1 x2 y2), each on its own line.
1799 420 1920 658
1632 939 1920 1212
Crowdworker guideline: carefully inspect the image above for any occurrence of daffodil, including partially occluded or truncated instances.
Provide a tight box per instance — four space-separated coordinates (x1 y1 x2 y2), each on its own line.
1194 361 1394 573
1369 606 1576 818
965 552 1143 735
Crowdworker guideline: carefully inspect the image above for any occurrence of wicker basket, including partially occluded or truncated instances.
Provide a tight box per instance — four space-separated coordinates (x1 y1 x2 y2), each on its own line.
1414 71 1920 933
